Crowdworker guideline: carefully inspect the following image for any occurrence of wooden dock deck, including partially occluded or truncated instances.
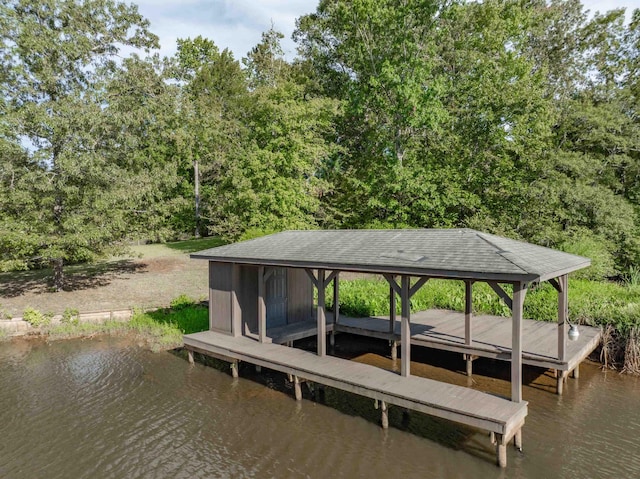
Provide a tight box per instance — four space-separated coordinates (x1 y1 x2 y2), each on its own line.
333 309 602 373
184 330 527 467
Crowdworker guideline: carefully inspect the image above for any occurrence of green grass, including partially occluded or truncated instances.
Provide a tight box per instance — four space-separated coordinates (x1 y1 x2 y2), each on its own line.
328 277 640 335
164 237 226 254
46 295 209 351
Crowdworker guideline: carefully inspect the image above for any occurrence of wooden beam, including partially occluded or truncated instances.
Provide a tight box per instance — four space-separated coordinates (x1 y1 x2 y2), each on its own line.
263 267 275 283
317 269 326 357
258 266 267 343
409 277 429 298
488 281 513 311
401 275 411 377
389 280 396 334
333 272 340 325
511 282 526 402
558 274 568 364
465 280 473 376
304 268 319 288
324 270 338 288
383 273 401 296
465 281 473 346
549 277 562 293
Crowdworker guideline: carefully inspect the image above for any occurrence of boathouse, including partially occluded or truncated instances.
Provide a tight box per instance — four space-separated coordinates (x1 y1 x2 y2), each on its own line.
185 228 601 467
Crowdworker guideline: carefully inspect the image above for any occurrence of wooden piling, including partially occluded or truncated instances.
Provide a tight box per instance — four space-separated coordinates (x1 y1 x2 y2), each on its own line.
294 375 302 401
514 429 522 451
187 349 194 364
230 361 239 378
381 401 389 429
572 364 580 379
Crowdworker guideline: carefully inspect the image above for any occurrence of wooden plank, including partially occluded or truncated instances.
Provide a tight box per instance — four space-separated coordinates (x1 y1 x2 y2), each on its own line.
401 275 411 377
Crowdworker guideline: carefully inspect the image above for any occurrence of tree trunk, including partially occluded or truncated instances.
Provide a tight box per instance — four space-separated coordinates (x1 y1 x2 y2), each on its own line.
194 159 200 238
51 258 64 292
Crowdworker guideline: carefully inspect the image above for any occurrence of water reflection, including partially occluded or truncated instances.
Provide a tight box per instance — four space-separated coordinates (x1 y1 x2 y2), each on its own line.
0 336 638 479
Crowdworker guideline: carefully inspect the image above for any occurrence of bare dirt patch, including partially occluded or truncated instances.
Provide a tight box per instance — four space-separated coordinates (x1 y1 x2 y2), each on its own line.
0 252 208 317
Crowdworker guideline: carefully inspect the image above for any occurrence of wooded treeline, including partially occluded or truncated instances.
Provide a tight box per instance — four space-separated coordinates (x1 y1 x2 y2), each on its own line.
1 0 639 289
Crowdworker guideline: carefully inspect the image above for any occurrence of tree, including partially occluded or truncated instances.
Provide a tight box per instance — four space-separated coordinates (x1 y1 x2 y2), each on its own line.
0 0 158 290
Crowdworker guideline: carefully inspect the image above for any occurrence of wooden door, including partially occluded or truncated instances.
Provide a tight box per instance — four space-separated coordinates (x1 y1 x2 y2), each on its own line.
266 267 288 328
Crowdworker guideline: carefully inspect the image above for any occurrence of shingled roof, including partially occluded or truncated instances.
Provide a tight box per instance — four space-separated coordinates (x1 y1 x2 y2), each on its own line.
191 229 590 283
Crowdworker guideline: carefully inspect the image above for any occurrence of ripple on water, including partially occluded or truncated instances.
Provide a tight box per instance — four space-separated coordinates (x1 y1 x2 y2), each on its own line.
0 339 639 479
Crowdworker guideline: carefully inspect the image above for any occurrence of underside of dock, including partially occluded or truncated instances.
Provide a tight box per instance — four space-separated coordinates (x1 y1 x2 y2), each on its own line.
184 329 527 467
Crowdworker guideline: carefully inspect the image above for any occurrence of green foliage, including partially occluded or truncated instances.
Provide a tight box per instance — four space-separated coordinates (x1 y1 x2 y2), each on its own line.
60 308 79 325
22 308 52 328
169 294 196 311
330 277 640 336
559 234 616 281
0 0 165 290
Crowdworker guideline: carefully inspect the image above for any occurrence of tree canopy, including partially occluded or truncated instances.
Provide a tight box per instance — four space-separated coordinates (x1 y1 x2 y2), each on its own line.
1 0 640 288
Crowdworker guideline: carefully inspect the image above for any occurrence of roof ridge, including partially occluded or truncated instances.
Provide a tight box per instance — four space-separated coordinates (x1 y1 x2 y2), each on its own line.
475 232 529 275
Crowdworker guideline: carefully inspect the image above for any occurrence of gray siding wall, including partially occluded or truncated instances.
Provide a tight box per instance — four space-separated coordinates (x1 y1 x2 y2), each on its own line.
208 263 314 335
239 264 259 335
287 268 313 324
209 262 233 334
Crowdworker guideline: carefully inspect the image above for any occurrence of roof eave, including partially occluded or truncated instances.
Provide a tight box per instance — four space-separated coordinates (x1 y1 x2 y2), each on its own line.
190 254 538 283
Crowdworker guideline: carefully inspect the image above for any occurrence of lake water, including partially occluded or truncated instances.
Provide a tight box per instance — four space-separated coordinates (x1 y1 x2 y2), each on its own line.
0 336 639 479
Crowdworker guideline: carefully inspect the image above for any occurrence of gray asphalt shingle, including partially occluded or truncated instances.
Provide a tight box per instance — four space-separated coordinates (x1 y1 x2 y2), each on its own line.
191 229 590 282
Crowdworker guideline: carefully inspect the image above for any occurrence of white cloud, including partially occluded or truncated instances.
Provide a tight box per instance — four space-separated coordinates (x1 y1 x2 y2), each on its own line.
132 0 640 62
134 0 317 60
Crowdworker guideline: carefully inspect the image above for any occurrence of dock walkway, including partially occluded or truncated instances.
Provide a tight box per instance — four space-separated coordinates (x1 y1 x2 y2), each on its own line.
184 330 527 467
334 309 602 373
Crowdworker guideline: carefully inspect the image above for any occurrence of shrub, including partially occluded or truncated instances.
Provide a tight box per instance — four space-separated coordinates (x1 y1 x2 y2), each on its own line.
170 294 196 310
61 308 80 325
23 308 52 328
559 235 616 281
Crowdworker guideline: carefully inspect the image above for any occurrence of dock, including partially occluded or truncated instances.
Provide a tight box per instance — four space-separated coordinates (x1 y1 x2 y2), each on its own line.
184 329 527 467
333 310 602 374
258 308 601 394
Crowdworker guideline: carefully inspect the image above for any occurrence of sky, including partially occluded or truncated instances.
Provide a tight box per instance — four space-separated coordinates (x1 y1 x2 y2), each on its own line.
134 1 640 62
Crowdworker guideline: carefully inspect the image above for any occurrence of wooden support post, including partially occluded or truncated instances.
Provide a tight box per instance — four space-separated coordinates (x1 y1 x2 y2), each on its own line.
294 375 302 401
317 269 326 357
255 365 262 373
401 275 411 377
381 401 389 429
511 282 525 403
187 349 194 364
331 273 339 348
258 266 267 343
333 273 340 324
389 281 396 334
572 364 580 379
557 370 567 395
514 429 522 452
558 274 568 363
464 354 473 377
230 361 239 378
497 440 507 468
391 341 398 361
465 280 473 376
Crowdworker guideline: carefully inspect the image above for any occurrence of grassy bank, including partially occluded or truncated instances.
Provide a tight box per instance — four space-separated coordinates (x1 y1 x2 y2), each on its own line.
327 277 640 373
41 295 209 352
